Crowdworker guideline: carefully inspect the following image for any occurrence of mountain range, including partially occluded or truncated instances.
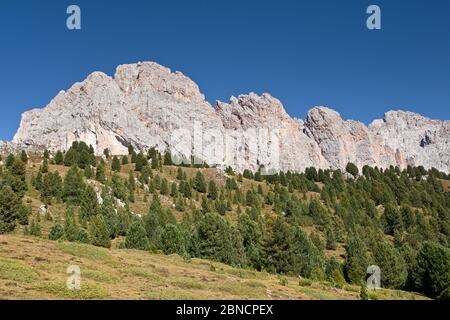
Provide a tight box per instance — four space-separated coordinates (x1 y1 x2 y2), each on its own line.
2 61 449 173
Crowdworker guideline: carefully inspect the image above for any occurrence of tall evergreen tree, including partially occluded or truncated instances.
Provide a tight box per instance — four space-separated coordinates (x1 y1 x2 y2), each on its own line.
63 166 85 205
88 215 111 248
54 150 64 165
0 185 19 234
111 156 121 172
125 218 150 250
80 185 99 219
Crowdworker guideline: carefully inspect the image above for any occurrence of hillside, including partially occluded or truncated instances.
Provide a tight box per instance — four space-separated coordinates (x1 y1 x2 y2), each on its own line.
0 146 449 300
0 235 428 300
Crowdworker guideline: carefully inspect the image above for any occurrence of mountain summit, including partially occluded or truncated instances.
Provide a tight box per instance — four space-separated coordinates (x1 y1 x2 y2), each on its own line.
7 61 450 172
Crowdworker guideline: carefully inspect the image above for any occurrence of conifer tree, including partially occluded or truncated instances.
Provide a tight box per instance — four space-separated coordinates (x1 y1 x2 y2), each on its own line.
84 165 94 179
125 218 150 250
28 218 42 237
49 223 65 240
63 166 85 205
373 240 408 289
80 185 99 219
344 236 369 285
43 149 50 159
193 171 207 193
9 158 28 196
64 206 79 242
111 156 121 172
159 224 186 255
412 242 450 299
55 150 64 165
170 182 178 197
208 180 218 200
103 148 110 159
76 228 89 243
160 178 169 196
0 185 19 234
5 154 15 167
20 150 28 163
88 215 111 248
96 162 106 183
346 162 359 177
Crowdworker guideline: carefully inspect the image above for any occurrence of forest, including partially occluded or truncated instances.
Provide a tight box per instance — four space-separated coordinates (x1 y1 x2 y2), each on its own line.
0 142 449 300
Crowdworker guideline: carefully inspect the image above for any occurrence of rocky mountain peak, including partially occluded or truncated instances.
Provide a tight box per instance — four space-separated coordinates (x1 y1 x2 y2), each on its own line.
114 62 206 104
4 61 450 173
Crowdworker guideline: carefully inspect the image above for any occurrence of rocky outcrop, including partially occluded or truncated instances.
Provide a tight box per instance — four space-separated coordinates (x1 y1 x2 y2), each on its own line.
7 61 450 173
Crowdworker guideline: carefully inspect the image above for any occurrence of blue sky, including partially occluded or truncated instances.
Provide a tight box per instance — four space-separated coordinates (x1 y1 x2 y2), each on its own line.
0 0 449 140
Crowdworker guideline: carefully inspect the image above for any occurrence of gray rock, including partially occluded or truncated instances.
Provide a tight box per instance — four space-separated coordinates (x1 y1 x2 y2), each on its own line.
4 61 450 173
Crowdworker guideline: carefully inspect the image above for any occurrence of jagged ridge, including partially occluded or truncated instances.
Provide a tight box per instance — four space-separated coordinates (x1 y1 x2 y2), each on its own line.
6 61 450 172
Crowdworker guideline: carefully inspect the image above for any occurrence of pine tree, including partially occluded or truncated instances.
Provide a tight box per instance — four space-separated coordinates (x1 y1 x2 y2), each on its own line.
64 206 79 242
55 150 64 165
344 236 369 285
208 180 218 200
121 155 129 165
290 226 323 278
43 149 50 159
20 150 28 163
170 182 178 197
33 171 43 190
96 162 106 183
160 178 169 196
5 154 15 167
0 185 19 234
41 159 49 173
77 228 89 243
63 166 85 205
164 152 173 166
144 194 163 244
88 215 111 248
238 213 263 270
196 212 235 265
194 171 207 193
360 284 369 300
412 242 450 299
80 185 99 219
127 171 136 192
176 168 184 180
9 158 28 196
135 152 148 172
103 148 110 159
159 224 186 255
125 218 150 250
383 202 403 235
49 223 65 240
111 156 121 172
373 240 408 289
346 162 359 177
84 165 94 179
28 218 42 237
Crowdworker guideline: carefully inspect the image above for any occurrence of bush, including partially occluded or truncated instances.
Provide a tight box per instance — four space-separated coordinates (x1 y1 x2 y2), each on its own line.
88 215 111 248
48 223 65 241
298 278 312 287
412 242 450 299
125 219 150 251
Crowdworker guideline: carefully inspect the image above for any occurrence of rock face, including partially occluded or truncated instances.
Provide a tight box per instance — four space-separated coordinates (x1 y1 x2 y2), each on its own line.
7 61 450 173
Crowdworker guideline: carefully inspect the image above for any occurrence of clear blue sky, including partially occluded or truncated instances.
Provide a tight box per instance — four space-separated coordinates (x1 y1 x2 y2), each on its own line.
0 0 449 140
